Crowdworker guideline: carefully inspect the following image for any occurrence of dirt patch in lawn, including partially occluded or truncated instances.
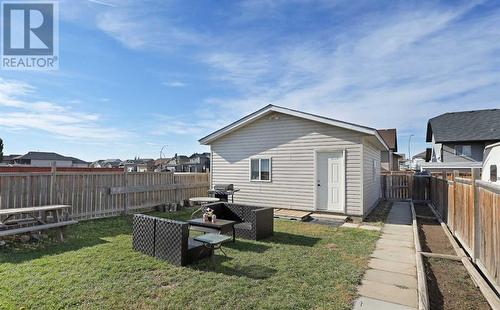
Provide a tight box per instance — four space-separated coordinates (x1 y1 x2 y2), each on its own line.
363 200 392 225
418 218 455 255
424 257 491 310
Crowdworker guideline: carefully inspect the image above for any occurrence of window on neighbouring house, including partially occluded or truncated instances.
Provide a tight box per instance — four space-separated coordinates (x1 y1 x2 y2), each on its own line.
491 165 498 182
455 145 472 157
250 158 271 181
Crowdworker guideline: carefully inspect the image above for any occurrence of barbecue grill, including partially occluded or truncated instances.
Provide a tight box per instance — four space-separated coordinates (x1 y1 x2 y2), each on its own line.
208 184 240 203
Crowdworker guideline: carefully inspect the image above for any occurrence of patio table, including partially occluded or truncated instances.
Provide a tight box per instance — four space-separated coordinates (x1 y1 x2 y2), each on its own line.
188 218 237 242
194 233 232 259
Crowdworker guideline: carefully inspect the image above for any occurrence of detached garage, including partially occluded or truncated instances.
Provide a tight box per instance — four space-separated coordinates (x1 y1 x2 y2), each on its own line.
199 105 389 218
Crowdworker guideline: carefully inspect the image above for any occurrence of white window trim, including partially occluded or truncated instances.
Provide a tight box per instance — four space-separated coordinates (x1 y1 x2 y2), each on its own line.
249 157 272 182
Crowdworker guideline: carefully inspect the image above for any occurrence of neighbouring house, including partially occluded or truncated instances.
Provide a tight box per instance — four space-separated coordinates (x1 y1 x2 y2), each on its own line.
177 153 210 173
482 142 500 184
153 158 171 172
199 104 389 218
90 159 122 168
397 153 407 170
377 129 400 171
0 154 21 165
121 158 155 172
11 152 89 167
411 150 429 170
423 109 500 172
68 157 91 168
163 154 190 172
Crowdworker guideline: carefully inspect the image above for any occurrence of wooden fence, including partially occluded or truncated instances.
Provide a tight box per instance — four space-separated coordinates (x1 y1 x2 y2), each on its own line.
381 172 430 201
382 173 411 200
0 170 210 220
384 170 500 291
427 170 500 292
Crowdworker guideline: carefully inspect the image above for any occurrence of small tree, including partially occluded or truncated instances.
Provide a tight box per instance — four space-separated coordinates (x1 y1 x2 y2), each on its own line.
0 138 3 162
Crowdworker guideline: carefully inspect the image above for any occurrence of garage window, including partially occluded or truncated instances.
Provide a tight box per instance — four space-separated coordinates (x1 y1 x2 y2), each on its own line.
250 158 272 181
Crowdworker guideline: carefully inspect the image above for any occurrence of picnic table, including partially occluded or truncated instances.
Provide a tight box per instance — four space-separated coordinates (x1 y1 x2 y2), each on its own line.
0 205 77 241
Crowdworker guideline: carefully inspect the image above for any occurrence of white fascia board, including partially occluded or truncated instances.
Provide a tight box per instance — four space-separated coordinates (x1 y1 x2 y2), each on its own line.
199 105 390 150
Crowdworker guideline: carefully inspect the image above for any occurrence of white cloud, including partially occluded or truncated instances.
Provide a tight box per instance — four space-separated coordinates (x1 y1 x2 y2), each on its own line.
162 81 187 88
93 2 205 51
0 78 126 141
86 0 117 7
198 2 500 148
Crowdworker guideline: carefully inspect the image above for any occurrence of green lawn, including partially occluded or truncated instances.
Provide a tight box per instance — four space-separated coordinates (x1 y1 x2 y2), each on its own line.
0 210 379 310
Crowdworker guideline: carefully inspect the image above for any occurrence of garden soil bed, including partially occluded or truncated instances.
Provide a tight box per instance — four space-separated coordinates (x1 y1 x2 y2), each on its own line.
424 257 491 310
417 218 455 255
414 203 435 217
415 203 491 310
415 203 455 255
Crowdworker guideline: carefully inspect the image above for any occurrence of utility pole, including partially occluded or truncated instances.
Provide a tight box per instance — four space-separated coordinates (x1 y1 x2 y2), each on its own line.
408 134 414 169
159 145 168 171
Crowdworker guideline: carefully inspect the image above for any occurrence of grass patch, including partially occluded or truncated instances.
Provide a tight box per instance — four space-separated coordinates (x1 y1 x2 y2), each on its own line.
0 210 379 309
362 200 393 226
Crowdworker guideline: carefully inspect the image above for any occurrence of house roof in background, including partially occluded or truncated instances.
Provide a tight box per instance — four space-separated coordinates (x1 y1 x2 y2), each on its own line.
68 157 90 165
189 152 210 159
426 109 500 143
15 152 88 164
2 154 21 161
412 151 427 160
16 152 72 161
199 104 389 150
377 129 397 151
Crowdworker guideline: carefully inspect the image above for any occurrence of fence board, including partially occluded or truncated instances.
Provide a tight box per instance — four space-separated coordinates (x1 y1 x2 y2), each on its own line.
0 171 209 221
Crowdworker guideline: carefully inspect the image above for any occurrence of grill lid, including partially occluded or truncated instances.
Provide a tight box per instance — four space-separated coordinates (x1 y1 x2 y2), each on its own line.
213 184 234 191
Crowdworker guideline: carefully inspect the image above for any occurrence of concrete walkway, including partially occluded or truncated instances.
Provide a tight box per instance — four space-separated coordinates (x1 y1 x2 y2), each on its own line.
353 201 418 310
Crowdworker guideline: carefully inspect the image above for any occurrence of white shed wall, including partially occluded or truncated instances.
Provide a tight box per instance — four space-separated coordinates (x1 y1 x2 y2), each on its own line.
362 140 382 216
210 112 371 216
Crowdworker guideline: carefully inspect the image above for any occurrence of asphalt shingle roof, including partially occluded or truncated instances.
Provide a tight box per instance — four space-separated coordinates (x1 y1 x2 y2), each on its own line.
377 129 397 151
15 152 88 164
426 109 500 143
16 152 71 161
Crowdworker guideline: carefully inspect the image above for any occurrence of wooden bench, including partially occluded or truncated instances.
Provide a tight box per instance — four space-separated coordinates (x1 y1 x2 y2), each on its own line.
0 205 77 242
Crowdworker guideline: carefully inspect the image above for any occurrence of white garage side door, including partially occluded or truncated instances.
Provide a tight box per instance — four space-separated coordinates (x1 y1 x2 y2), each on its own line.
316 151 345 213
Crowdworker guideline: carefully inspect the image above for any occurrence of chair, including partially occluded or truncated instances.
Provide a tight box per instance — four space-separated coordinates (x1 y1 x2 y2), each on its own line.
205 202 274 240
132 214 212 266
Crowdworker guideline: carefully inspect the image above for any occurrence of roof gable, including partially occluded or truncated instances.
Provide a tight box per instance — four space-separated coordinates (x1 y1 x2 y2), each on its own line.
426 109 500 143
377 129 397 151
199 104 389 150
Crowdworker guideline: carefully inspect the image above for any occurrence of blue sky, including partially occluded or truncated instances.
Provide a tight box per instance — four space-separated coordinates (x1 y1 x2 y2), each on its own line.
1 0 499 161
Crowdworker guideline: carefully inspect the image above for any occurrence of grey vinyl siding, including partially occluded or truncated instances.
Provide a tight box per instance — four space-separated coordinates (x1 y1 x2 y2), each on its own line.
441 142 484 162
210 112 366 216
362 141 382 216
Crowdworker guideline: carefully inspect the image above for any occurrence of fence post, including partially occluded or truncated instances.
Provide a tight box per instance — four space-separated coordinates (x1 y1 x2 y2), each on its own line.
441 171 446 214
471 168 480 263
123 169 129 215
49 161 57 205
409 173 413 200
452 170 459 234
